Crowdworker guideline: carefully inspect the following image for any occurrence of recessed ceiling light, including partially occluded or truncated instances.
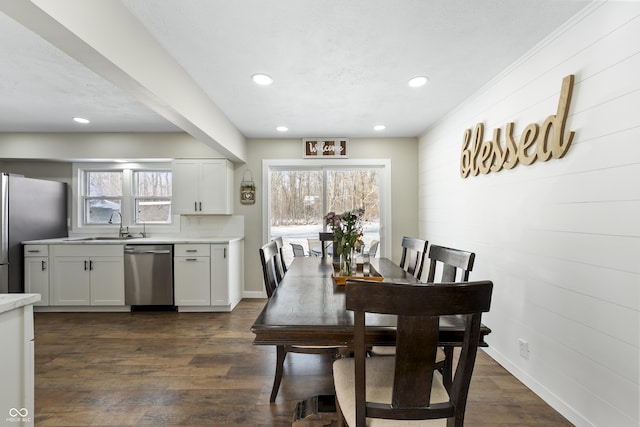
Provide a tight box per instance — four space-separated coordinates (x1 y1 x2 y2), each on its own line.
251 73 273 85
276 126 288 132
73 117 90 124
408 76 429 88
374 125 386 131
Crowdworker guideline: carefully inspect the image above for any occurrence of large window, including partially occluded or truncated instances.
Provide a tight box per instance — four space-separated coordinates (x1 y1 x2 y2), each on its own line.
77 163 172 228
265 160 390 264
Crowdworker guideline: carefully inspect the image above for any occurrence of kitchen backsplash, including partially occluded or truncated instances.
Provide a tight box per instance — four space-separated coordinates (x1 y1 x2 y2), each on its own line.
179 215 244 237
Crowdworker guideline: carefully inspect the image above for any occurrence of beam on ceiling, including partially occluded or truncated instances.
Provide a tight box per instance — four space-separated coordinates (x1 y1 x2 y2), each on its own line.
0 0 246 163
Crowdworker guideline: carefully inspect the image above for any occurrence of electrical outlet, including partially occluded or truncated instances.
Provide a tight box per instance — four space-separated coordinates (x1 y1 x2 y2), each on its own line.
518 339 530 360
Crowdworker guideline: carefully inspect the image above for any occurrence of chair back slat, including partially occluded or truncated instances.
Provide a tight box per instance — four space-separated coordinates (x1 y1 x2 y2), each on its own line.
399 236 428 280
392 315 439 408
259 241 281 298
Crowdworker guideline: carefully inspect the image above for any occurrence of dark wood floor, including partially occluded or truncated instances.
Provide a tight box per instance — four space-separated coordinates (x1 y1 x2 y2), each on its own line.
33 300 573 426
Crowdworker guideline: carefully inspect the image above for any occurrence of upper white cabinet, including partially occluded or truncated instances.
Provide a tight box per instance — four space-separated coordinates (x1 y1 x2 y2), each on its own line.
172 159 234 215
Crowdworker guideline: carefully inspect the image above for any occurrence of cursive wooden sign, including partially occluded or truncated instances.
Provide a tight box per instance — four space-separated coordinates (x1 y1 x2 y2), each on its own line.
460 74 576 178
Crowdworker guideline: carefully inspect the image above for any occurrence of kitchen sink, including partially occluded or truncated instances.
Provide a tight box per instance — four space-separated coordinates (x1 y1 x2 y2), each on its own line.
64 236 136 241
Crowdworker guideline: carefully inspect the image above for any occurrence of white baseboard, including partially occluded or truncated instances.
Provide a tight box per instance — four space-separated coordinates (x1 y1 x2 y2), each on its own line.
483 347 592 427
242 290 266 299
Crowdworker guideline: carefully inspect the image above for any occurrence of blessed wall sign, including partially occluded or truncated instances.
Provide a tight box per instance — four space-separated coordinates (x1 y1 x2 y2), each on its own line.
460 74 576 178
303 138 349 158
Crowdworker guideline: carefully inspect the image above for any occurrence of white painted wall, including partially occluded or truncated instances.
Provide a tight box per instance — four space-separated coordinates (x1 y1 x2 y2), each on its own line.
417 2 639 426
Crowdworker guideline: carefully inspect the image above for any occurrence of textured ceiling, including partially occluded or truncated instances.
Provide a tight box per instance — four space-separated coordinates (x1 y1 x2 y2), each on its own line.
0 0 590 141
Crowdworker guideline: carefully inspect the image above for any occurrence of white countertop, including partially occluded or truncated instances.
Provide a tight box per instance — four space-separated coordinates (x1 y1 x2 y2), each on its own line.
23 236 244 245
0 294 41 314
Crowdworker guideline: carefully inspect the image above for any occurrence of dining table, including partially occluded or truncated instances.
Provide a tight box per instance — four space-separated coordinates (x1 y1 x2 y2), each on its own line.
251 256 492 348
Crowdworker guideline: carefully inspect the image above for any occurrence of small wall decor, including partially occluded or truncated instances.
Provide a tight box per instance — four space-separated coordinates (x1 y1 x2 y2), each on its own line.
303 138 349 158
460 74 576 178
240 170 256 205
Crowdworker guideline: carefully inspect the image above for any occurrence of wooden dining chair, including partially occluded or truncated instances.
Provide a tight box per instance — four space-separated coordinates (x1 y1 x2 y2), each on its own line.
371 244 477 386
259 241 281 298
319 231 338 261
333 279 493 427
398 236 428 280
271 236 287 282
290 243 306 257
424 244 476 391
259 241 342 402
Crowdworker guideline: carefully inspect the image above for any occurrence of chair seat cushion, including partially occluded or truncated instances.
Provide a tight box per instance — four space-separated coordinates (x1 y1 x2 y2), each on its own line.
333 356 449 426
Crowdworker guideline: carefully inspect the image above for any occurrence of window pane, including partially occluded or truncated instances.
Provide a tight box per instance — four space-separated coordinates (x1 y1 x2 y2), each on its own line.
87 171 122 197
85 199 122 224
136 199 172 224
269 168 381 264
270 170 324 262
133 171 172 197
326 169 380 252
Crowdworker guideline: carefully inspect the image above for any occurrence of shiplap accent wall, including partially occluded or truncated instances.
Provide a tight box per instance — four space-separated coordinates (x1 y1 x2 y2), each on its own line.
417 2 639 426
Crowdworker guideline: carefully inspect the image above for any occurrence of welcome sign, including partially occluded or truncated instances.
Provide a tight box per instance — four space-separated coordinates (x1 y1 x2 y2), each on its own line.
460 74 576 178
304 138 349 158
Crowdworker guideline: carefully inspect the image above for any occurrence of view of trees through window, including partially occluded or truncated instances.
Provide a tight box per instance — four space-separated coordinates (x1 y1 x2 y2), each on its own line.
133 171 172 224
270 168 381 263
83 169 172 225
85 171 123 224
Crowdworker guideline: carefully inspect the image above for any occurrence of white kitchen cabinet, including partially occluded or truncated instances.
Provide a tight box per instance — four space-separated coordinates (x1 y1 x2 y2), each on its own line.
210 241 242 310
50 245 124 306
0 295 38 427
172 159 234 215
88 257 125 305
24 245 50 306
174 244 211 306
175 240 242 312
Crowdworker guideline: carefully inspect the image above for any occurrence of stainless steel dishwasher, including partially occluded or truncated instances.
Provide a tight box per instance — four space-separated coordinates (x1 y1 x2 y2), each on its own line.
124 244 174 307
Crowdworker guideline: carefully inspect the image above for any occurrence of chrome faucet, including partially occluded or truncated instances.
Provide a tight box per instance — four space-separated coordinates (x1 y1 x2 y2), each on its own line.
108 211 128 238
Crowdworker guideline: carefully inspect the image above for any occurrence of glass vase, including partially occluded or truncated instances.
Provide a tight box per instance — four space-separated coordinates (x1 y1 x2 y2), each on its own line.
341 247 355 276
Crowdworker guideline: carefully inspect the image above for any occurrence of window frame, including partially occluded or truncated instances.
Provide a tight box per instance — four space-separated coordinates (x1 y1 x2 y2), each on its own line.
262 159 392 259
72 162 178 235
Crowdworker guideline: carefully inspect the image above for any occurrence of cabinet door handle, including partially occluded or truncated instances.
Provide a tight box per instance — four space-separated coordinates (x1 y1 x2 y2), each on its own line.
199 202 202 211
224 248 227 258
41 260 47 271
28 250 41 254
186 258 198 261
84 260 89 271
186 249 197 253
194 201 198 211
89 260 94 271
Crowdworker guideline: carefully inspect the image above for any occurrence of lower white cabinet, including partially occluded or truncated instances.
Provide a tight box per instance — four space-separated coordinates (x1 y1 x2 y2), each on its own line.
174 244 211 306
24 245 50 306
50 245 125 306
0 298 36 427
174 240 242 312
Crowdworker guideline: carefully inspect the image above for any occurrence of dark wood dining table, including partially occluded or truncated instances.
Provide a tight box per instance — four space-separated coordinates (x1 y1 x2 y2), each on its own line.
251 257 492 348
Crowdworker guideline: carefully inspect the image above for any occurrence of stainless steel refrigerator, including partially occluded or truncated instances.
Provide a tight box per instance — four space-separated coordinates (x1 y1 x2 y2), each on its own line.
1 173 68 293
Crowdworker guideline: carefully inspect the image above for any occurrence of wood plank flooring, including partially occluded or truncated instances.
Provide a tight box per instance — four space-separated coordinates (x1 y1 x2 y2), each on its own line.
33 300 573 426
